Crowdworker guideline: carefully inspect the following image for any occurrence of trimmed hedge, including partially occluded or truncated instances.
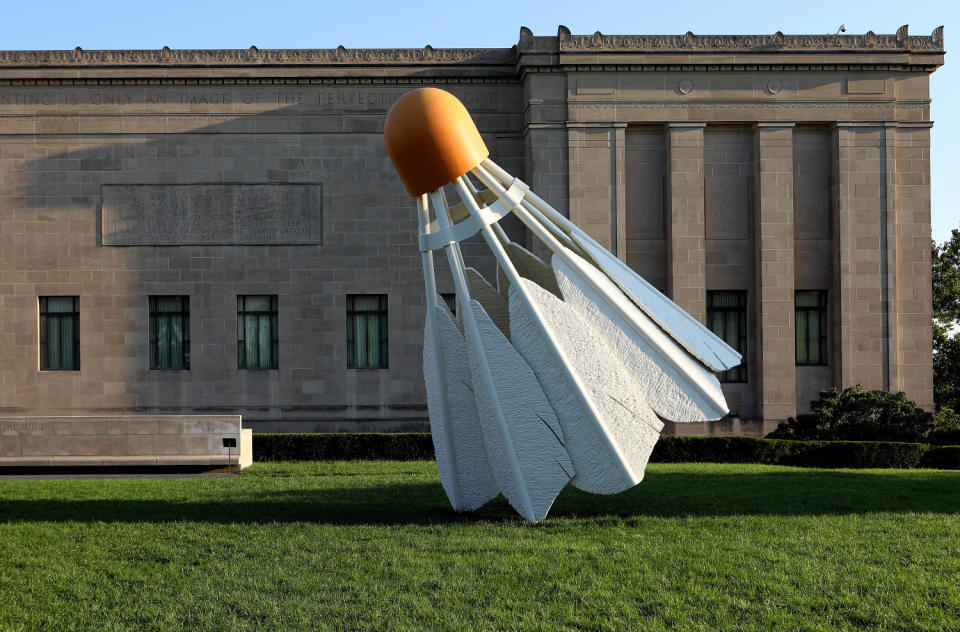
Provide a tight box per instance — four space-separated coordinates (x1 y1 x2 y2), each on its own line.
252 433 960 469
254 433 434 462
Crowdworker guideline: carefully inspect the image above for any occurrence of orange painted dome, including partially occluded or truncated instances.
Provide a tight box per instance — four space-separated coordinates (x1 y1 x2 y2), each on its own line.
384 88 489 197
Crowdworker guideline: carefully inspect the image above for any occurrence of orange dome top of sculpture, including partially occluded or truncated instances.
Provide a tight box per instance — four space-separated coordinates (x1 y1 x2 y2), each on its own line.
384 88 489 197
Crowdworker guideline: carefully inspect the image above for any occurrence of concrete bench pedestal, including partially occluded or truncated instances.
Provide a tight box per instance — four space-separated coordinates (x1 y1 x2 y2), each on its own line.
0 416 252 472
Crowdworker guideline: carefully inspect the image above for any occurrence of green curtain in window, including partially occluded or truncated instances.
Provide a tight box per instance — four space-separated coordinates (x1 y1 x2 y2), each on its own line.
348 295 387 369
238 296 278 369
151 296 187 369
44 297 77 370
795 290 827 365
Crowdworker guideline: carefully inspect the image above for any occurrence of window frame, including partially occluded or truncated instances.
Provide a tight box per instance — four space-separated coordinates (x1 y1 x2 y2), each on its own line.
39 296 80 371
795 290 829 366
149 295 191 370
237 295 279 370
346 294 389 369
707 290 748 383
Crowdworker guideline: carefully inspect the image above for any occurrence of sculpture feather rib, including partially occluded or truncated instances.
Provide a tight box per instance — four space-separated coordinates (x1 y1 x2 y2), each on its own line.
383 87 741 521
417 196 498 512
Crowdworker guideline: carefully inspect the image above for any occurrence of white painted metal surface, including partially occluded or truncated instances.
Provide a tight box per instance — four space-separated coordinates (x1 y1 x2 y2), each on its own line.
407 156 741 521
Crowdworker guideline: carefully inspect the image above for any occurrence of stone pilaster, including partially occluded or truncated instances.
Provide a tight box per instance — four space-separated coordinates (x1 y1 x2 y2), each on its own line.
566 122 628 258
666 122 707 323
754 123 796 422
894 123 935 410
832 123 887 392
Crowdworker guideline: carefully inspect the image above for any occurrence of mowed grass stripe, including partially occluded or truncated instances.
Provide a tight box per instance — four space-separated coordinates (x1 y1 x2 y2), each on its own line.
0 462 957 631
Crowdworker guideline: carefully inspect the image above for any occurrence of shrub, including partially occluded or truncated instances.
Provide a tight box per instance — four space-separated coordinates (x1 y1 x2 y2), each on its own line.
650 436 930 469
250 432 959 470
766 385 934 443
921 445 960 469
253 433 434 462
929 407 960 445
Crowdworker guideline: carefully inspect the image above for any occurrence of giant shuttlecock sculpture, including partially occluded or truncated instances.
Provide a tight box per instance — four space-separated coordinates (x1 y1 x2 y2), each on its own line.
384 88 741 522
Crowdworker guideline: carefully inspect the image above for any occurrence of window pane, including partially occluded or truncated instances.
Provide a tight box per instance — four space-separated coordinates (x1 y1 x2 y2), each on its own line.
347 294 388 369
238 295 278 369
40 296 79 370
795 290 828 366
707 290 747 383
149 296 189 369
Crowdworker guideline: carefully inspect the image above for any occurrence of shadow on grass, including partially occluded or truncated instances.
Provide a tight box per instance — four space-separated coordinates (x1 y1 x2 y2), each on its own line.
1 468 958 525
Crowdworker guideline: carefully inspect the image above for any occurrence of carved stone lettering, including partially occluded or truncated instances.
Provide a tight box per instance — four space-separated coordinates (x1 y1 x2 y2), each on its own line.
101 184 322 246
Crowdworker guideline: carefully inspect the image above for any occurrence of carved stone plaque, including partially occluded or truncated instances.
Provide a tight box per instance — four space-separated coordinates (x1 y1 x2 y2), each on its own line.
101 183 322 245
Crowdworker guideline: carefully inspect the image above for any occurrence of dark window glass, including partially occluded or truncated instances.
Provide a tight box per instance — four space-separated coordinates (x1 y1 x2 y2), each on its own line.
149 296 190 370
707 290 748 383
237 295 278 370
39 296 80 371
796 290 829 366
347 295 388 369
440 293 457 316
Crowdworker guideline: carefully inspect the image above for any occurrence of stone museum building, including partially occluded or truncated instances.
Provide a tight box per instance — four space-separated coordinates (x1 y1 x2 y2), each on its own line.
0 26 944 435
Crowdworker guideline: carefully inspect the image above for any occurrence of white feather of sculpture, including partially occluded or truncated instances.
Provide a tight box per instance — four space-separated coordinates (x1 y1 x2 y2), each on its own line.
570 234 742 372
551 249 729 422
508 276 662 493
429 189 575 522
466 300 574 521
422 302 499 511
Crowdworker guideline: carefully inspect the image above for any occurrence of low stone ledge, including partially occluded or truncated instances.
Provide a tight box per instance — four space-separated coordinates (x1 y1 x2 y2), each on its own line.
0 417 251 471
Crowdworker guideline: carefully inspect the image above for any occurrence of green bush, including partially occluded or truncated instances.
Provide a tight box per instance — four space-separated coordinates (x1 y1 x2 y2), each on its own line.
254 433 434 462
650 436 930 469
930 407 960 445
251 432 959 470
920 445 960 469
766 385 935 442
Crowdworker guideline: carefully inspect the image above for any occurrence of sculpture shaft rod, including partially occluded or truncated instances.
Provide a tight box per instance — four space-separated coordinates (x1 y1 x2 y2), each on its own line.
473 163 728 416
430 187 535 520
482 158 731 361
454 176 638 486
416 193 464 509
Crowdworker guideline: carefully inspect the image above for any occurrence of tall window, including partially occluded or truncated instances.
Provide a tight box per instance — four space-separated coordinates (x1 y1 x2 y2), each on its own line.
796 290 828 366
149 296 190 370
707 290 747 383
347 294 388 369
237 295 278 370
39 296 79 371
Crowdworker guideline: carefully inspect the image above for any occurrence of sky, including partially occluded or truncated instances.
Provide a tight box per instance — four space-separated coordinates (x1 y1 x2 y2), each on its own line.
1 0 957 242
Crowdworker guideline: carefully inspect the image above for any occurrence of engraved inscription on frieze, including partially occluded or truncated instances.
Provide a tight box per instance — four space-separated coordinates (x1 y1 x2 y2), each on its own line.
101 183 322 246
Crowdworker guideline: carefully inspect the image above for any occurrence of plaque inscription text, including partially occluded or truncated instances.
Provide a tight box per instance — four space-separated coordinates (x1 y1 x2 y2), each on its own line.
101 183 322 246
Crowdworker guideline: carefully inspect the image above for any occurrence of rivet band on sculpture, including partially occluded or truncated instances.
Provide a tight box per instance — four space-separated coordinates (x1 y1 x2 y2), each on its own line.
417 178 529 252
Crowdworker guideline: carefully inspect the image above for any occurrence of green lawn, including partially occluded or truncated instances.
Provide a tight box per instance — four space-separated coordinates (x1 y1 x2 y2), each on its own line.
0 462 958 631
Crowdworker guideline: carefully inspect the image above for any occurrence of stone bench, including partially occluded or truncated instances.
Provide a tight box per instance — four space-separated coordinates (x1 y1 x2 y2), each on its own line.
0 416 252 471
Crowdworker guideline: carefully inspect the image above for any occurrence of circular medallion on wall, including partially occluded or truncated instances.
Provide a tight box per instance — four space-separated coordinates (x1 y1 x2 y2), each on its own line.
677 79 695 95
766 79 783 95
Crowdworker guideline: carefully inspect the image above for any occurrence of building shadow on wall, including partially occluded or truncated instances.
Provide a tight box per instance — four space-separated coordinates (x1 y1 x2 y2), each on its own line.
1 467 957 526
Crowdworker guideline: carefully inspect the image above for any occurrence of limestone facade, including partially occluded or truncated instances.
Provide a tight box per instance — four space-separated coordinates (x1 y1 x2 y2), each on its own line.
0 26 943 434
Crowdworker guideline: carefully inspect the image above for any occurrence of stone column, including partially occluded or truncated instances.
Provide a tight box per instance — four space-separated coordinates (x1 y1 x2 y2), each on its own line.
832 123 887 392
666 122 707 323
754 123 796 422
882 122 900 393
566 122 628 259
893 123 935 410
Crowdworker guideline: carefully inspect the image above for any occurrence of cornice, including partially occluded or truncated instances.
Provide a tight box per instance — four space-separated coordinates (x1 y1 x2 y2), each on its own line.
0 46 515 68
0 25 944 71
529 25 944 53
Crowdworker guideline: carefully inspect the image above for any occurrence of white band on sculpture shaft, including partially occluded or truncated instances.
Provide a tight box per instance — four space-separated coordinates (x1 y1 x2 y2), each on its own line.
418 178 529 252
